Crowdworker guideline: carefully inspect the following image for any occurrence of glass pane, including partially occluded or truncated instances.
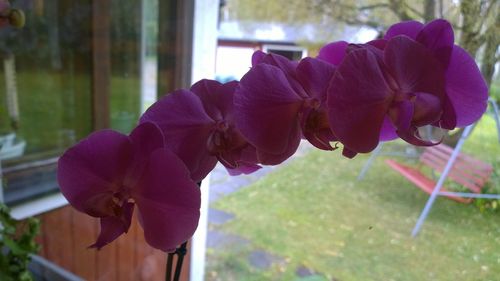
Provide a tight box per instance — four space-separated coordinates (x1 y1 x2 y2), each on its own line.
109 0 141 134
208 1 500 281
2 0 182 280
1 0 92 205
1 0 160 205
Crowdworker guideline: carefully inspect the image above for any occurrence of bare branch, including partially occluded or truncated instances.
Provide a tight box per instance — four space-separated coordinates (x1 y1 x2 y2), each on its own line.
388 0 414 20
478 0 498 29
343 17 386 30
358 3 390 11
404 3 425 19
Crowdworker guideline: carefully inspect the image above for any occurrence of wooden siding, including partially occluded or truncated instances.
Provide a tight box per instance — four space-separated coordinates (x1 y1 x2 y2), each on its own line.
35 205 190 281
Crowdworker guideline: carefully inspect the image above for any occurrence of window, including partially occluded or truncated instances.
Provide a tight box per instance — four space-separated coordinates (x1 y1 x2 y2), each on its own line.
0 0 191 206
262 44 307 60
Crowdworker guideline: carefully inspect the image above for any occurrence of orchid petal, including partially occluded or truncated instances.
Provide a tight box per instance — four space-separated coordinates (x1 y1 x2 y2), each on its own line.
0 0 10 26
367 39 387 50
328 48 393 153
384 36 446 98
296 57 336 101
412 92 442 126
257 52 306 97
90 202 134 250
57 130 133 214
384 20 424 40
235 64 302 156
191 80 238 122
301 108 334 150
437 96 457 130
140 90 216 182
391 100 414 131
215 129 253 166
416 19 454 67
259 52 298 77
303 129 333 150
256 129 301 165
222 145 261 175
347 43 384 59
190 79 224 120
122 122 166 187
134 148 201 252
317 41 348 65
445 45 488 127
379 116 398 141
342 147 357 159
192 79 253 172
226 162 261 176
397 126 440 147
252 50 266 66
129 122 165 159
214 81 239 122
238 145 260 165
0 1 10 11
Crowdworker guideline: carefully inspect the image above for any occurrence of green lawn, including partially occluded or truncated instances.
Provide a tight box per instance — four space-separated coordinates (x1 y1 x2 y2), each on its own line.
0 71 140 160
210 114 500 281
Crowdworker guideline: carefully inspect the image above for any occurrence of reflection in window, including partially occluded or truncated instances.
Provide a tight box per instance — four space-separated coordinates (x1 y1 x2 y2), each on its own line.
1 0 93 205
0 0 159 205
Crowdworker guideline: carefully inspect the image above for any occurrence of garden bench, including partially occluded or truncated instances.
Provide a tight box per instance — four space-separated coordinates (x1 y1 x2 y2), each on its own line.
385 143 493 204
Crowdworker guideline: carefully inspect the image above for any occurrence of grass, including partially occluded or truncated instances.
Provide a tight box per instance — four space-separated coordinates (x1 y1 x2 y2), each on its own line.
0 71 140 161
210 114 500 281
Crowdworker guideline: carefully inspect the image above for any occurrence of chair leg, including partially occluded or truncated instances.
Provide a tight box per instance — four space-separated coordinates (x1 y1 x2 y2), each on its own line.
357 142 384 181
411 125 474 237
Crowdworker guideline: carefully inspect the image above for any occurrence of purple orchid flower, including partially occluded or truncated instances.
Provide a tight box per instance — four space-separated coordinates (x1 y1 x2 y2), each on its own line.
234 51 337 165
0 1 10 27
57 122 201 252
0 0 24 29
140 80 261 182
384 19 488 128
320 19 487 157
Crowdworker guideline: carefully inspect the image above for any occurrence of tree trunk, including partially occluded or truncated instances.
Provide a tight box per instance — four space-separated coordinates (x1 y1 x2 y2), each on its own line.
423 0 435 22
459 0 482 55
444 0 486 147
480 10 499 88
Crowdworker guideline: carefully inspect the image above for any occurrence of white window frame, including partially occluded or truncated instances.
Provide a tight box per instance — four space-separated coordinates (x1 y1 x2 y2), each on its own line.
261 43 308 58
189 1 219 281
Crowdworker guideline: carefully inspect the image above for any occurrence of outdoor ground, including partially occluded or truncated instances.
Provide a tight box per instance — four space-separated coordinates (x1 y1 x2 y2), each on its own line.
205 114 500 281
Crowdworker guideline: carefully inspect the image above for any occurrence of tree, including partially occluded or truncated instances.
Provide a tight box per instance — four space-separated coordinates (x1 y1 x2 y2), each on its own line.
226 0 498 88
226 0 499 145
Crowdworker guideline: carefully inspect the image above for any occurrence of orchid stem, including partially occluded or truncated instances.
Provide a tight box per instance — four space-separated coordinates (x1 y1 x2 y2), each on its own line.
166 252 173 281
165 241 188 281
165 181 199 281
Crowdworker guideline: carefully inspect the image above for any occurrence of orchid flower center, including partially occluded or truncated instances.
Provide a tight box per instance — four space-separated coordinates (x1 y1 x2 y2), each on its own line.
207 120 231 154
108 190 132 216
83 188 131 218
304 108 329 132
207 119 247 156
304 98 320 110
215 120 229 131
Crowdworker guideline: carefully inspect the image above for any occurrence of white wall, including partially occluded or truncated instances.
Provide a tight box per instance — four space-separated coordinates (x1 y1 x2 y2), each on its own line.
189 1 219 281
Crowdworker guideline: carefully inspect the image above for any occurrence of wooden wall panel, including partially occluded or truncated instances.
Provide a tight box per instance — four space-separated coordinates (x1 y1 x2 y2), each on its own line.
116 215 136 281
96 232 117 281
41 206 74 272
70 208 97 280
35 205 191 281
133 215 156 281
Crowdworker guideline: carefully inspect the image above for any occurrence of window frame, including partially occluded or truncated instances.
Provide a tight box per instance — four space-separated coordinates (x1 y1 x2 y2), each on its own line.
1 0 196 213
261 43 308 59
